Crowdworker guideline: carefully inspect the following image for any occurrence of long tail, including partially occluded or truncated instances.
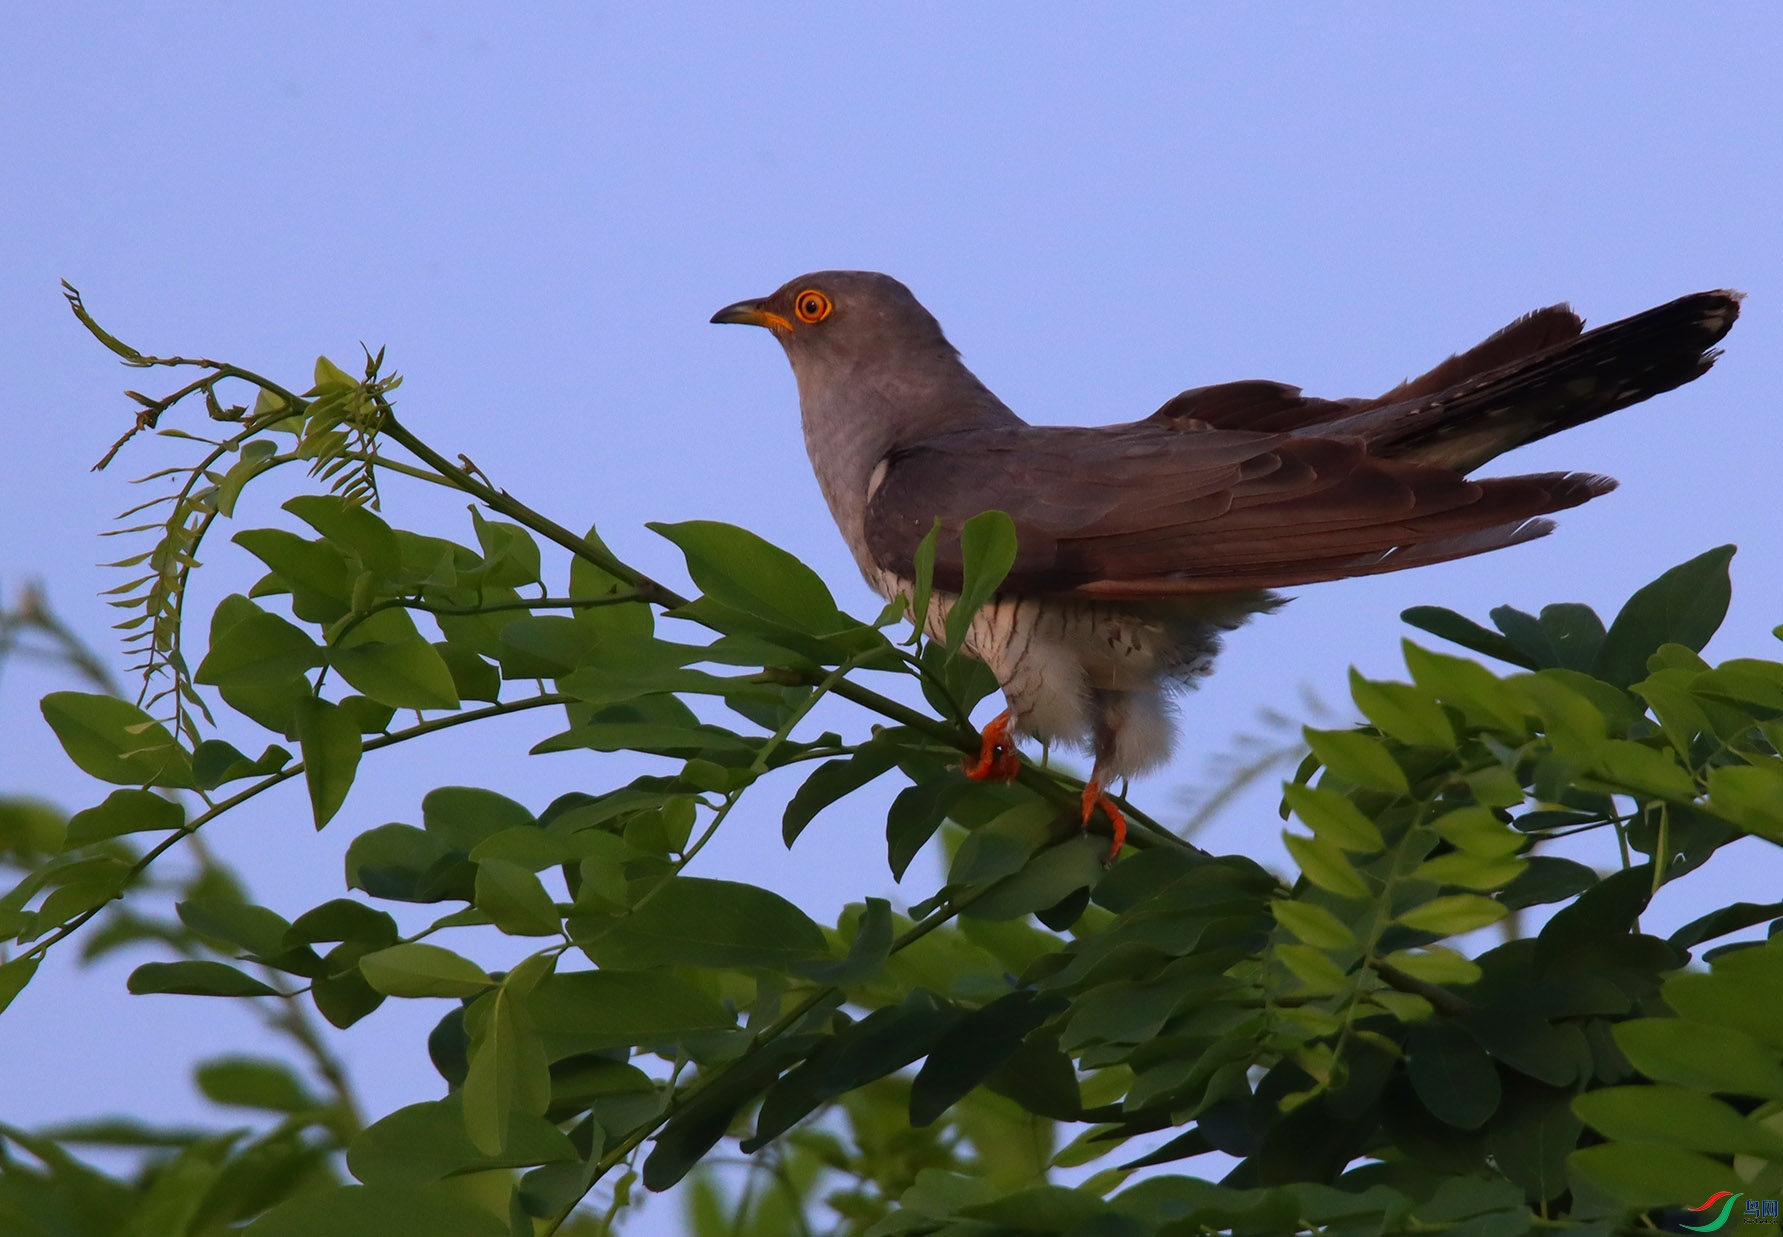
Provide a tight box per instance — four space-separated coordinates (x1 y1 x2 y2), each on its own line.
1333 289 1741 473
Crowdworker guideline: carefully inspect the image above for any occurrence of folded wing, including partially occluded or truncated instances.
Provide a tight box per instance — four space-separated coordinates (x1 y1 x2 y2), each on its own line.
864 289 1739 598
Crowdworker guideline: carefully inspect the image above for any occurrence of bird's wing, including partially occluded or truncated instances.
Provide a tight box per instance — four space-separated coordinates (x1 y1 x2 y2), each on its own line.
863 422 1612 597
1144 380 1365 434
1139 305 1584 435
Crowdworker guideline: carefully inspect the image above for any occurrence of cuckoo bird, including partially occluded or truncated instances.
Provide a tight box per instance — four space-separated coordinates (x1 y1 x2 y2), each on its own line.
713 272 1739 857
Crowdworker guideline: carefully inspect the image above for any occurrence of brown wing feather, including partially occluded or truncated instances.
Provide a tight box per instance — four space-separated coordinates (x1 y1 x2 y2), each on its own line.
1145 380 1364 434
863 289 1735 599
864 424 1614 597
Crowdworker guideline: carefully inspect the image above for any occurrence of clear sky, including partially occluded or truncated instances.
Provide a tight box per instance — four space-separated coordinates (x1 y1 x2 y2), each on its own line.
3 8 1780 1231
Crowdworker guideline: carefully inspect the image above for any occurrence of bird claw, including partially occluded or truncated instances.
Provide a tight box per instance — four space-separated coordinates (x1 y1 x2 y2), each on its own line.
963 710 1021 783
1080 782 1127 864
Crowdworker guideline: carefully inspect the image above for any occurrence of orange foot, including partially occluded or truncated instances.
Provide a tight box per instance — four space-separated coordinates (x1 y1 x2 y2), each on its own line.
963 709 1021 783
1081 781 1127 863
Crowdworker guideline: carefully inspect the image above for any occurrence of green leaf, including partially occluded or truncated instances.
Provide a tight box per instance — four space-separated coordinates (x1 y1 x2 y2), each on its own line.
242 1183 509 1237
915 1004 1072 1130
578 876 828 970
1511 672 1608 762
795 897 895 986
748 989 963 1149
526 970 735 1054
312 941 387 1029
1485 1078 1582 1203
423 786 535 850
886 773 977 881
1669 902 1783 952
1592 545 1736 688
1493 602 1607 672
196 1056 319 1113
1594 740 1697 801
959 1185 1110 1230
1706 764 1783 840
286 494 401 577
294 697 362 828
1383 947 1481 986
1498 855 1597 910
234 527 354 623
348 1097 577 1186
65 788 184 844
1281 783 1385 852
1536 865 1653 965
289 898 400 947
329 608 460 710
644 1038 810 1191
782 747 897 847
1406 1021 1501 1129
1401 605 1536 668
40 692 196 788
1349 670 1456 748
948 802 1054 887
0 957 40 1015
961 835 1106 921
177 897 295 958
1428 806 1523 858
1395 894 1507 935
1303 727 1408 794
944 510 1018 652
191 739 292 788
344 823 466 904
1408 851 1525 892
1566 1143 1744 1210
469 509 542 588
650 519 848 636
532 720 755 759
127 960 280 998
1574 1084 1783 1157
358 943 493 998
1693 657 1783 710
1614 1018 1783 1099
434 642 501 703
463 987 553 1154
1276 942 1353 993
1282 830 1371 899
195 596 325 688
1402 641 1528 733
1272 900 1360 949
475 860 562 937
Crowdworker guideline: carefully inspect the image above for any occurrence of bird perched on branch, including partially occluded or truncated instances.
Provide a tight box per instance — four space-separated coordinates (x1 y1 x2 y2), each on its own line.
713 272 1740 858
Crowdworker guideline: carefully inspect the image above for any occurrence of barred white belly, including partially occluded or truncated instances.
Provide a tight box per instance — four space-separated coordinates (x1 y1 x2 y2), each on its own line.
867 567 1276 778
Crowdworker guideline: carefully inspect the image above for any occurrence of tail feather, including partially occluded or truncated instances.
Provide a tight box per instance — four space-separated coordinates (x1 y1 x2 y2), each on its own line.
1371 303 1584 407
1330 290 1742 472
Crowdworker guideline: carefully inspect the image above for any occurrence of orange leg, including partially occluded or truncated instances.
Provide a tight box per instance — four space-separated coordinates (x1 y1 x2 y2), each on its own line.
963 709 1022 783
1080 780 1127 863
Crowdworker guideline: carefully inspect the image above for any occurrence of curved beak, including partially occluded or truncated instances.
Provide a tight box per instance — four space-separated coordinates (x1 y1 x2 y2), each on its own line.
710 298 793 331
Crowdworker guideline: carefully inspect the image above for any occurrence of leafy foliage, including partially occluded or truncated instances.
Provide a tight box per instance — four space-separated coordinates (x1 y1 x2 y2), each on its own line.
3 308 1782 1235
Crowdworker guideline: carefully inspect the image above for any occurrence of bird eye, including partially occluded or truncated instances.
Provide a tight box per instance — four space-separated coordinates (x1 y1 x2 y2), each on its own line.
795 290 833 324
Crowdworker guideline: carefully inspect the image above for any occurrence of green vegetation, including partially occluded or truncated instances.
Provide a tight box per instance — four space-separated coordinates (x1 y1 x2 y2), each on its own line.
2 296 1781 1235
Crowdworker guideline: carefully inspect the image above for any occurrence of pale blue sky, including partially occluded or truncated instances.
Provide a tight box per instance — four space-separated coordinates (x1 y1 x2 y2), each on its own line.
3 8 1780 1229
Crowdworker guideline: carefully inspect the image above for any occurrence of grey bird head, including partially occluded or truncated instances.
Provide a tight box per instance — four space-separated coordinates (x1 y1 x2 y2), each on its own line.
711 270 949 363
713 271 1022 569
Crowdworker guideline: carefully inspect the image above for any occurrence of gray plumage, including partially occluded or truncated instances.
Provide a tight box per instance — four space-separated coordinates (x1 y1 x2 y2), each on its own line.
713 272 1739 782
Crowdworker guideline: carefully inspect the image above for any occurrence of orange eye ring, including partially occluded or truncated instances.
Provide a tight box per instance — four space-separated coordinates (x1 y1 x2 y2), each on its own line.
794 289 833 324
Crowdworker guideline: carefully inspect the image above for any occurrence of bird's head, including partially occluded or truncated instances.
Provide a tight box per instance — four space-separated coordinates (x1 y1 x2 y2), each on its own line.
710 270 958 382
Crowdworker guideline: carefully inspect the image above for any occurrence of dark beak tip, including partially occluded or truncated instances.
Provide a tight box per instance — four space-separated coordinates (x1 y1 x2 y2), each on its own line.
711 299 764 326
